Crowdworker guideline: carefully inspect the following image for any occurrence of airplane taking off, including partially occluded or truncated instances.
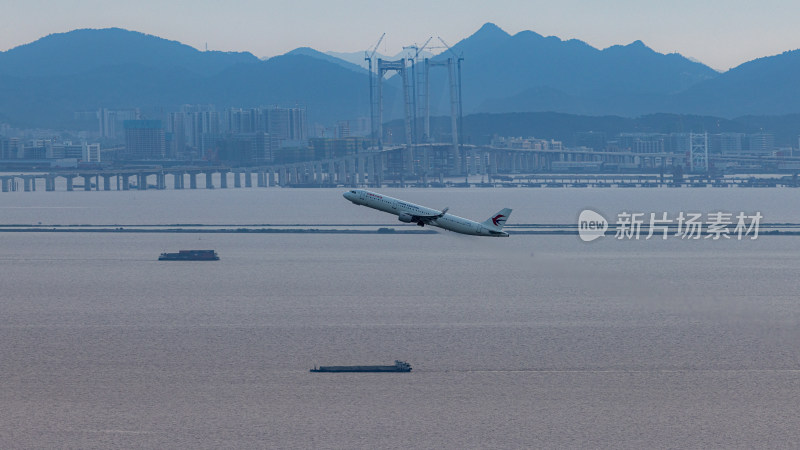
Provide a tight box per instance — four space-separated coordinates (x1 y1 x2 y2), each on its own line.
343 189 512 237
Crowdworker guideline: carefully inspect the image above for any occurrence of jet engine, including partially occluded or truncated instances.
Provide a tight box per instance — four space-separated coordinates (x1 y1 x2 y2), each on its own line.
397 213 414 223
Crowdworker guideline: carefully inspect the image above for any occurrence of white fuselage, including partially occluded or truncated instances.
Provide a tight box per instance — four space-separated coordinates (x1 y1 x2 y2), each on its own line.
343 189 509 237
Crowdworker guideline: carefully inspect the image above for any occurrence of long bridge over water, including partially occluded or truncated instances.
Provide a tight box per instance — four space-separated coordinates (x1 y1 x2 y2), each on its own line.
2 144 799 192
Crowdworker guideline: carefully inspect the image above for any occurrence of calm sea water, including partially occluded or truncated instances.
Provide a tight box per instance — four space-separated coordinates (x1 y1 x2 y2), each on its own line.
1 188 800 448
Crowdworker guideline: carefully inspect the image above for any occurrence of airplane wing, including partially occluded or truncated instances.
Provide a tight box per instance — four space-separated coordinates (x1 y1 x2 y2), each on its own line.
409 207 448 224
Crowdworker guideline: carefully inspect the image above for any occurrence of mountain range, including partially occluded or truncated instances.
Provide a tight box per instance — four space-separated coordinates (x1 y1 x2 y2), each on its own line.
0 28 376 128
2 24 800 130
416 23 718 117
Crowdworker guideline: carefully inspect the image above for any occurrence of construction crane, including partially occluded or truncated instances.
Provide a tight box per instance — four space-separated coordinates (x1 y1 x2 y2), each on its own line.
402 36 432 61
364 33 385 68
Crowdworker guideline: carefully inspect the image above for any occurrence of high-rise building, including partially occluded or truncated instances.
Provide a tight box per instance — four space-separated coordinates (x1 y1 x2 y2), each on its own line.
83 143 101 162
98 108 117 138
10 138 21 159
265 107 307 144
124 120 165 159
212 132 271 164
0 136 10 160
748 132 775 153
714 132 744 153
336 120 351 138
98 108 139 139
189 111 220 150
224 108 261 134
668 133 691 154
618 133 666 153
166 112 187 158
21 141 47 159
46 141 83 159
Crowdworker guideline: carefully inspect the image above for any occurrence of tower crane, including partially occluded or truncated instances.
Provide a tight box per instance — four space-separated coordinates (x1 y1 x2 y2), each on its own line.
364 33 385 70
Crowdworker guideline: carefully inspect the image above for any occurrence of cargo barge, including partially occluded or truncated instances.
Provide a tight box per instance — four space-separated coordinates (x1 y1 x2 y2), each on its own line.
310 360 412 373
158 250 220 261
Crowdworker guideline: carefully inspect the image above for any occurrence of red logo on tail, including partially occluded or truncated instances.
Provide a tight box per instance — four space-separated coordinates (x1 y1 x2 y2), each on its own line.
492 214 506 227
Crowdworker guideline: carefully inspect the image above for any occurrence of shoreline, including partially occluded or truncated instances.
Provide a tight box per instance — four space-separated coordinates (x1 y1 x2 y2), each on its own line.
0 227 797 236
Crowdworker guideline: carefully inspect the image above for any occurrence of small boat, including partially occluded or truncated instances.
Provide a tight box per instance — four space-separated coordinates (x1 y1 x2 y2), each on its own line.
158 250 220 261
310 360 412 373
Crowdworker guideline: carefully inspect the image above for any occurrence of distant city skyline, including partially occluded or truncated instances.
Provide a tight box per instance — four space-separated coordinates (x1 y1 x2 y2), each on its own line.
1 0 799 71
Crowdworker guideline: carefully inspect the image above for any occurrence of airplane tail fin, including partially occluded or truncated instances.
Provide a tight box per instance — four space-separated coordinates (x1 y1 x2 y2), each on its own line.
482 208 512 229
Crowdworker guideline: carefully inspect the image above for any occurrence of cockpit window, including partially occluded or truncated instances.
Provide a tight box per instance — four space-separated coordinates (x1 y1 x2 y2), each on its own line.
350 190 357 194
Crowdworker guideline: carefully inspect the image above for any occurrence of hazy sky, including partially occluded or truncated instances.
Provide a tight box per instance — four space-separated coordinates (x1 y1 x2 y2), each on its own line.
1 0 798 71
